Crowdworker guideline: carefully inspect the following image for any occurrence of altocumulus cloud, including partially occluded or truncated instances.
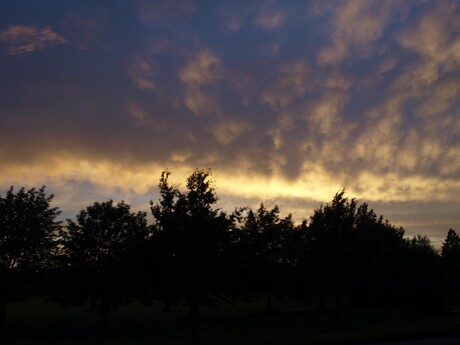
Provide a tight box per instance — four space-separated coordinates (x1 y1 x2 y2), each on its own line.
0 25 67 55
0 0 459 245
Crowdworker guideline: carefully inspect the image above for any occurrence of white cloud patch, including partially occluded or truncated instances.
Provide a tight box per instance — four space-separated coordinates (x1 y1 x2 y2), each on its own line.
322 68 354 90
353 96 405 172
377 56 399 76
127 103 147 122
128 56 156 91
179 50 223 116
317 0 396 65
211 118 250 145
254 8 286 30
262 60 310 110
415 80 459 118
2 1 460 245
0 25 67 55
395 2 460 94
396 2 460 67
220 10 242 32
310 93 346 135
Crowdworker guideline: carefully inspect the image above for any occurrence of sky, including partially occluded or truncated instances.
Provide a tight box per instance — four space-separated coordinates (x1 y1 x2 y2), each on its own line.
1 0 460 246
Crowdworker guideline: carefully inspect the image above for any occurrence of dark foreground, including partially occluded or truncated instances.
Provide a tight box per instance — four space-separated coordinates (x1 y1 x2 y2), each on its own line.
370 337 460 345
2 298 460 345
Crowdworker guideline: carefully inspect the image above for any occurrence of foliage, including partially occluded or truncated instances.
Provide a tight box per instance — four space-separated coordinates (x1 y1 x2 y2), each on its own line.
0 186 61 272
441 229 460 303
442 229 460 262
304 190 419 311
57 200 149 322
1 172 457 328
307 190 357 308
0 186 61 326
399 235 442 315
149 169 231 315
234 204 295 311
349 203 406 307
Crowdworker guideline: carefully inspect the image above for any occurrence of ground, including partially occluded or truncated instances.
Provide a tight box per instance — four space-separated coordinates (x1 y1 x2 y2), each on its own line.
2 297 460 344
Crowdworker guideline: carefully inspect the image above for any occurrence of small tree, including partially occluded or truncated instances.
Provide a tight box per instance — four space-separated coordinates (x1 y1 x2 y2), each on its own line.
58 200 149 332
441 229 460 304
0 186 61 326
442 229 460 262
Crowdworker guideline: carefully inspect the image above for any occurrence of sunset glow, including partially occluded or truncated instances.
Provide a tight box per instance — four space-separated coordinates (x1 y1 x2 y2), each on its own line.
1 0 460 245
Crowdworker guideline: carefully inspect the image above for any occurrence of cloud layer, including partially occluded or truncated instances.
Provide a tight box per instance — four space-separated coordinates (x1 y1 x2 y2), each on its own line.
0 25 66 55
1 0 459 244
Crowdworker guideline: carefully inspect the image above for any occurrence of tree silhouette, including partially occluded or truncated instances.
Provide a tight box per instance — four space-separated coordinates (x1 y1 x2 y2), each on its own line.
304 191 409 313
1 176 458 340
0 186 61 328
57 200 149 332
400 235 441 315
308 190 356 314
441 229 460 304
234 204 294 312
349 202 406 307
442 229 460 262
149 169 231 339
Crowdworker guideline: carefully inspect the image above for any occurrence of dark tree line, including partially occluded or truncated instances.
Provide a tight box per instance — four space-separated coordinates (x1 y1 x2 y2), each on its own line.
0 187 61 326
1 169 460 332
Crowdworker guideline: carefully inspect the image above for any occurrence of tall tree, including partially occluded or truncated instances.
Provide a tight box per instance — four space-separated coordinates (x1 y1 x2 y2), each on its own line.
308 190 356 312
305 192 408 311
235 204 294 312
441 229 460 304
350 203 406 307
0 186 61 327
442 229 460 262
57 200 149 332
401 235 441 315
150 169 231 320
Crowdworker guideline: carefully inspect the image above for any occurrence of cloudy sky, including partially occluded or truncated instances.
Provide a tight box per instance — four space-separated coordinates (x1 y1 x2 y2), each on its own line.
1 0 460 246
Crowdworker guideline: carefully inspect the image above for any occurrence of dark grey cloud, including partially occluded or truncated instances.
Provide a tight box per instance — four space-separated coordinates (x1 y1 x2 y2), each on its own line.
1 0 459 244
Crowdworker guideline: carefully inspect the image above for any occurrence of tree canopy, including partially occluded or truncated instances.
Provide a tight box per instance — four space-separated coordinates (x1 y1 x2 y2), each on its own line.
0 186 61 326
0 186 61 272
0 171 458 334
149 169 231 315
56 200 149 327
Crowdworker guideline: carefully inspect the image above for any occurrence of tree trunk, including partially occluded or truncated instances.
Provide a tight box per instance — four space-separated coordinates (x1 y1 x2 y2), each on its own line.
266 291 273 313
0 298 6 334
318 289 325 309
335 285 341 329
335 246 342 329
189 301 199 344
0 274 6 331
189 287 200 345
101 298 110 336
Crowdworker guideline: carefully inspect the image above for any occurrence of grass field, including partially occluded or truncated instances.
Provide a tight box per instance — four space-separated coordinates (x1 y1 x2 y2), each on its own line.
2 297 460 344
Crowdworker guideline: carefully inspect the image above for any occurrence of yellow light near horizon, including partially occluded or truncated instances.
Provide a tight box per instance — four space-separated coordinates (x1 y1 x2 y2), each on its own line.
213 166 342 202
1 154 460 211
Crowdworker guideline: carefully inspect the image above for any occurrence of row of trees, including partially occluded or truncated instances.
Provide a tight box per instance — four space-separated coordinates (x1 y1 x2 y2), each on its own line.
1 169 460 330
